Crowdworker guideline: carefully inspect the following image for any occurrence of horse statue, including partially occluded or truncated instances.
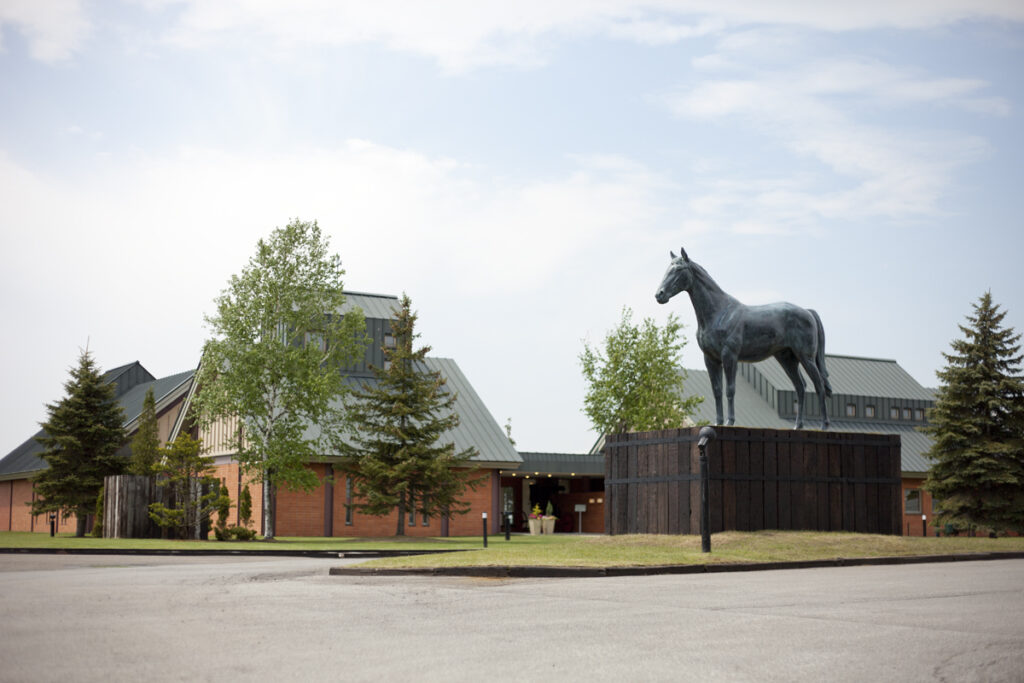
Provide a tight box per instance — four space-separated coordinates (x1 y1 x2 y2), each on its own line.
655 247 832 430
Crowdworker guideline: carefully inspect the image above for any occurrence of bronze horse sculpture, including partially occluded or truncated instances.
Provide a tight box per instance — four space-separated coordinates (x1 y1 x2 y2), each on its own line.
655 248 832 430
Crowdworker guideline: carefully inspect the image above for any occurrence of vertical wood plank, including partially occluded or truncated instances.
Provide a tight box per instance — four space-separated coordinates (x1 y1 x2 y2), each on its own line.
749 431 764 531
735 429 750 531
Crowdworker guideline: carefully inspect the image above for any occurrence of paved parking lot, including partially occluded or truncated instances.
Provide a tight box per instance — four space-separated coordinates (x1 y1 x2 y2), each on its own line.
1 554 1022 682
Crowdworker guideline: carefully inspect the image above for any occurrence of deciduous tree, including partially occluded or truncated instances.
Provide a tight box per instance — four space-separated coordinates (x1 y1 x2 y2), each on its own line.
924 292 1024 534
579 307 702 435
32 350 126 536
341 294 480 535
193 219 367 539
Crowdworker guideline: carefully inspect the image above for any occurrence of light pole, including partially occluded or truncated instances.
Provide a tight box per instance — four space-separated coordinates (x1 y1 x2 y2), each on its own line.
699 426 717 553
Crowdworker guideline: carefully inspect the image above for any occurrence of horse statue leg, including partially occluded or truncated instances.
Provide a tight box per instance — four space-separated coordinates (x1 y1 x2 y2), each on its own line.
704 354 725 425
774 350 806 429
797 353 830 430
722 354 738 426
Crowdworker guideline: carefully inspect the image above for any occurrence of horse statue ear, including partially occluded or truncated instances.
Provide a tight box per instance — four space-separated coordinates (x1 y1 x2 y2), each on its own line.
679 247 689 262
670 250 677 259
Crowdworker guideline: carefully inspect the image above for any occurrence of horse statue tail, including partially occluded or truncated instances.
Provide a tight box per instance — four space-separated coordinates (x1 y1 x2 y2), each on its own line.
810 309 833 398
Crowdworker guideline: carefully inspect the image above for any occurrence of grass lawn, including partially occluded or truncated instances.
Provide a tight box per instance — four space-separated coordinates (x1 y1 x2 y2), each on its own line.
356 531 1024 569
3 530 1022 568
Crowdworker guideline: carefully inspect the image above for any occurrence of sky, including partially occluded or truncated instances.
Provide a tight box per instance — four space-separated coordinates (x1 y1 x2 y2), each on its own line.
2 1 1023 456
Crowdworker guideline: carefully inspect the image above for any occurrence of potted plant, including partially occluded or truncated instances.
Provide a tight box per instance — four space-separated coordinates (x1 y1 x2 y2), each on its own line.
542 501 557 534
528 504 542 535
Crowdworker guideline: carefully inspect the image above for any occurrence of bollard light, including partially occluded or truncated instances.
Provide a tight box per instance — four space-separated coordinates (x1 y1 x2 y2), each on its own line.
698 426 717 553
482 512 488 548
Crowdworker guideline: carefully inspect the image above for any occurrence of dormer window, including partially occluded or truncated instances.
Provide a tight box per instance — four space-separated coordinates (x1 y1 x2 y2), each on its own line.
384 334 396 349
865 405 876 418
845 404 857 417
890 407 900 420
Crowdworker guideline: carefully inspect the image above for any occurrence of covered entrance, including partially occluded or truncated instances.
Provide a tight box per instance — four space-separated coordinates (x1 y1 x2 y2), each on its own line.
499 452 605 533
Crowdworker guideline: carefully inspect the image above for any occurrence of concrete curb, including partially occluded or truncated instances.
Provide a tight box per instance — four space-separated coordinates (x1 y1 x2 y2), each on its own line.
328 551 1024 578
0 547 468 559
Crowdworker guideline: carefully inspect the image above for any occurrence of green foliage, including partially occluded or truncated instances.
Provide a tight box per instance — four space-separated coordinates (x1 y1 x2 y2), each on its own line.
31 350 126 537
923 292 1024 534
91 488 104 538
129 387 160 475
579 307 702 435
215 483 231 533
238 486 253 529
193 218 368 539
341 294 481 535
148 434 221 540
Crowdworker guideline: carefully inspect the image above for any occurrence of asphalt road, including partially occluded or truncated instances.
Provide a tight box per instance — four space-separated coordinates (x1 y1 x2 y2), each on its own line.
1 554 1022 682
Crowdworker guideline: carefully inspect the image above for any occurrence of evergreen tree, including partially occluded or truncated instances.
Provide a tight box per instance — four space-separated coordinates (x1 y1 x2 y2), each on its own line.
341 294 480 535
923 292 1024 534
148 433 222 540
580 307 702 435
32 350 126 537
129 387 160 475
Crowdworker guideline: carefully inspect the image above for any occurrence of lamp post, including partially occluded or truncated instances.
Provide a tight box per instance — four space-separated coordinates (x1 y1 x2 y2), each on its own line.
698 426 717 553
482 512 488 548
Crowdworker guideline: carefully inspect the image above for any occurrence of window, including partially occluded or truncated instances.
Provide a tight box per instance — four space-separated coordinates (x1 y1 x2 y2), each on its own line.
304 331 326 352
422 495 430 527
914 408 925 421
890 406 900 420
865 405 876 418
845 404 857 418
904 489 922 514
902 407 912 420
345 477 353 525
408 491 416 526
384 334 396 349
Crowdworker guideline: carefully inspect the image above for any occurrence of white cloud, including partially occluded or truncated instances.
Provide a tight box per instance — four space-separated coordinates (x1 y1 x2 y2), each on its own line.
133 1 1024 72
0 0 89 63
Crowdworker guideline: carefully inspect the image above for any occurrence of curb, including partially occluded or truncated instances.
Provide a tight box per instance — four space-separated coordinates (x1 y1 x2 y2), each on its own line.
0 548 467 559
327 551 1024 578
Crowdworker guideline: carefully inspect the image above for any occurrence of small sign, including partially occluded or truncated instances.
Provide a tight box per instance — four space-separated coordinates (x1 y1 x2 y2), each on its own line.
574 504 587 512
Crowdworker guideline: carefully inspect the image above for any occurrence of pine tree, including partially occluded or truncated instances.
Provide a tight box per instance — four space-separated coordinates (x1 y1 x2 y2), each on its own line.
32 350 126 536
129 387 160 475
341 294 481 535
923 292 1024 534
148 433 221 540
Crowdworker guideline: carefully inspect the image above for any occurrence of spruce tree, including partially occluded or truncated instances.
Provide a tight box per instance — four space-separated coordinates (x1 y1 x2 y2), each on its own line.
129 387 160 475
32 350 126 536
341 294 480 535
923 292 1024 534
148 433 220 540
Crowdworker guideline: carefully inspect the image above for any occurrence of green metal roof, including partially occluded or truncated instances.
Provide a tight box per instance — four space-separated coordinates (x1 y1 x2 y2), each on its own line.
0 366 195 480
340 291 401 320
681 354 935 475
754 354 935 401
517 452 604 476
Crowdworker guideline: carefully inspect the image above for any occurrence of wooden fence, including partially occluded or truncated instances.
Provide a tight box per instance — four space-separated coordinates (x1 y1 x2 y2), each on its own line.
103 475 217 539
604 427 902 536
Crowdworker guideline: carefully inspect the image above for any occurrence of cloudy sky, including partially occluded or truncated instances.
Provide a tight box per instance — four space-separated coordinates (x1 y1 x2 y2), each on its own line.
2 1 1023 455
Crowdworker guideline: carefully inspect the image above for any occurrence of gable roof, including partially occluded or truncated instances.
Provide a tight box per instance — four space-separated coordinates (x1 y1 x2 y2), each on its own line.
754 354 935 401
341 291 401 320
682 354 935 475
0 365 195 480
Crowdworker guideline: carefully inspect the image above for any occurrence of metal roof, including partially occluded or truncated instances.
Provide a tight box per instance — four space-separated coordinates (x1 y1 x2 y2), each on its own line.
340 291 401 320
755 354 935 401
682 356 935 475
517 452 604 476
0 366 195 480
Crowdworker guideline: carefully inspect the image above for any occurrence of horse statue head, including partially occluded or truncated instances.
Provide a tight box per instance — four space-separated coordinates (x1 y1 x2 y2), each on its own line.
655 247 693 304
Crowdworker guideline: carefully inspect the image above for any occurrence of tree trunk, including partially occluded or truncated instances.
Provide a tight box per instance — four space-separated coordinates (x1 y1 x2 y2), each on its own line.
76 513 87 538
263 475 275 540
396 491 406 536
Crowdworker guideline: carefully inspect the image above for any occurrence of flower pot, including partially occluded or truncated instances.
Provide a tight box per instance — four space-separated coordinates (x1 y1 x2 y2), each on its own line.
528 518 541 535
542 517 556 534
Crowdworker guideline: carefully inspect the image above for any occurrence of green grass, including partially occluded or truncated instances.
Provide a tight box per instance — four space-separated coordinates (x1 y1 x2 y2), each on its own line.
358 531 1024 569
3 531 1022 569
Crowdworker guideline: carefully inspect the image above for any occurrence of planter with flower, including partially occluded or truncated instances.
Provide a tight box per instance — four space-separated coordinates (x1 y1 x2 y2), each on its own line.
542 501 557 534
528 504 543 535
